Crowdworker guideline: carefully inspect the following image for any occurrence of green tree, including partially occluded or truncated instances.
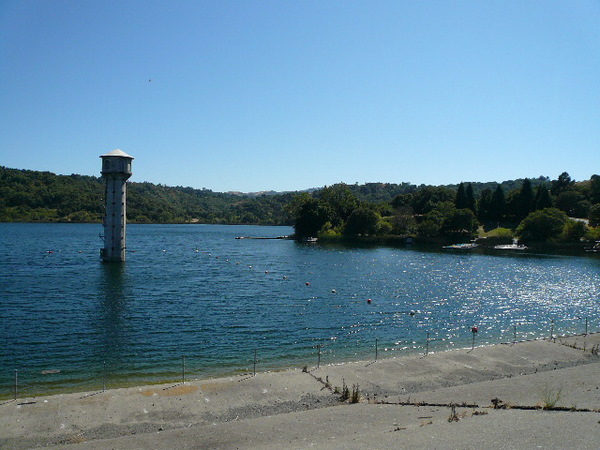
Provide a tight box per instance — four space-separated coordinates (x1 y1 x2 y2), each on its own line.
417 202 478 239
588 204 600 227
318 184 359 228
534 184 553 210
489 185 505 221
465 183 476 213
561 220 588 242
292 196 331 238
411 186 455 214
392 206 417 235
477 188 493 221
590 175 600 204
441 208 479 238
555 190 589 218
391 193 412 210
343 206 382 237
551 172 574 197
515 178 535 220
417 218 441 238
455 182 467 209
516 208 568 243
416 202 452 238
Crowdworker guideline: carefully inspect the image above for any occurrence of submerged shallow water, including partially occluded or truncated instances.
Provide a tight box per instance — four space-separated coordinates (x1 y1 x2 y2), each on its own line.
1 223 599 398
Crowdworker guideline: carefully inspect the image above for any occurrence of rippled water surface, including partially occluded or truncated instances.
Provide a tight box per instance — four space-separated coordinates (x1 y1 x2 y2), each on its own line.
1 223 599 398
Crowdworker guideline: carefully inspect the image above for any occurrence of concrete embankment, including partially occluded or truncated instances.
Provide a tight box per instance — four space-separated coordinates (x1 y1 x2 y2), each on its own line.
1 334 599 449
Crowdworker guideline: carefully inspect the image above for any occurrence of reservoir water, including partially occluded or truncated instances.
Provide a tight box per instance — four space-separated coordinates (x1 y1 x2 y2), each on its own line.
1 223 599 399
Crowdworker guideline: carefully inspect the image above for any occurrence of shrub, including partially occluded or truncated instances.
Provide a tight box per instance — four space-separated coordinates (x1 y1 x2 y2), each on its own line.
516 208 568 243
561 220 588 242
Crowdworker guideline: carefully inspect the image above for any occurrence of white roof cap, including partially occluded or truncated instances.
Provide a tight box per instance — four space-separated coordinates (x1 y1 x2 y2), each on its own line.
100 149 134 159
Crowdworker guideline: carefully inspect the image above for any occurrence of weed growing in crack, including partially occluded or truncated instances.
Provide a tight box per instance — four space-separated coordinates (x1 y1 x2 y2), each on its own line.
351 384 360 403
339 379 350 402
448 405 460 422
540 384 563 409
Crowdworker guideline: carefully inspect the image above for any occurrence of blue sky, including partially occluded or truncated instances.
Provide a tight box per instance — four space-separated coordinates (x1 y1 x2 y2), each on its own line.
1 1 599 192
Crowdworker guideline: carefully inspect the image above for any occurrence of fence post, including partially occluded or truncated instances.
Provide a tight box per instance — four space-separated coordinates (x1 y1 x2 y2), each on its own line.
471 326 478 350
425 332 430 356
375 338 378 361
550 319 554 340
585 317 588 336
317 344 321 369
182 355 186 383
103 361 106 392
513 325 517 344
14 369 18 401
253 349 257 377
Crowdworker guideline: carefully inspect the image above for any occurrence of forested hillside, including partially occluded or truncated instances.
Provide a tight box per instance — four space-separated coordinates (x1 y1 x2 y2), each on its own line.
0 167 294 224
2 166 600 247
288 172 600 245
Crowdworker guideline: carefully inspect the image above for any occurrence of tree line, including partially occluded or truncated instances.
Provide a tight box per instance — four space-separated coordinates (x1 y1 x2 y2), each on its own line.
0 166 294 225
289 172 600 245
2 165 600 245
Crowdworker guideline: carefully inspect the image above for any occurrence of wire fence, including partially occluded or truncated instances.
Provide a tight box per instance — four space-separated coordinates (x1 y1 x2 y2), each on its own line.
2 315 598 403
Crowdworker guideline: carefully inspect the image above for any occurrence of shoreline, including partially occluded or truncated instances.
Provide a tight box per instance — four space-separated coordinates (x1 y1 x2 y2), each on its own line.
2 334 599 448
1 333 594 403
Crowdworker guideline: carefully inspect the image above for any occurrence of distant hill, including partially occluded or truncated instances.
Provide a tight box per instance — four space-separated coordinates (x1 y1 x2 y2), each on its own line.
0 166 295 224
1 166 591 224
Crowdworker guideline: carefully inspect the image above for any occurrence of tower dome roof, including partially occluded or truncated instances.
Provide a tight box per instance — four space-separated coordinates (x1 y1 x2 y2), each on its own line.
100 149 134 159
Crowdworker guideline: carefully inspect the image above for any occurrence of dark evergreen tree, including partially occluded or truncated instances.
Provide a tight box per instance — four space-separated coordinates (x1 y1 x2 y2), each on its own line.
489 185 506 222
455 182 467 209
590 174 600 204
477 188 493 221
551 172 574 197
534 184 553 210
465 183 476 213
555 190 589 217
515 178 535 220
292 197 331 238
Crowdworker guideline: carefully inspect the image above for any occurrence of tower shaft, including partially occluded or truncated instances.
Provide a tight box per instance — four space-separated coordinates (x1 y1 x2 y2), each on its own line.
102 174 128 262
100 149 134 263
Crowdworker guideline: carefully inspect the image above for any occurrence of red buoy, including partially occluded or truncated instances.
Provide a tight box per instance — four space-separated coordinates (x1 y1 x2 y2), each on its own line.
367 298 372 304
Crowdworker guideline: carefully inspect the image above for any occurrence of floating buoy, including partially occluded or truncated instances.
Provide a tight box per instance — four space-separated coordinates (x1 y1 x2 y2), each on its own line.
283 275 287 280
409 310 415 316
265 270 269 274
305 282 310 286
331 289 336 294
367 298 372 304
471 326 478 333
46 250 54 253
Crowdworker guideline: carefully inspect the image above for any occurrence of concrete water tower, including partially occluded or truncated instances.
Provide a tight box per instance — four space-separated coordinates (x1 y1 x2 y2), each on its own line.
100 149 134 262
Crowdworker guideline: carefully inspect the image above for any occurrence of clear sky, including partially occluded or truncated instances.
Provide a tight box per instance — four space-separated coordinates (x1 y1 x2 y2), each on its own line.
1 1 599 193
